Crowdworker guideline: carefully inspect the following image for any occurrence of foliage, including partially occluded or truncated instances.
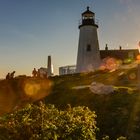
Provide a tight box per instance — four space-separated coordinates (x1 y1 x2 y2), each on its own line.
46 68 140 139
116 136 127 140
102 136 127 140
102 135 110 140
0 67 139 139
0 102 98 140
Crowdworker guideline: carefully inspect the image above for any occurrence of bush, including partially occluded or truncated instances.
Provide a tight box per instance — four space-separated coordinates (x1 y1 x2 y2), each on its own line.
102 136 127 140
117 136 127 140
102 136 110 140
0 102 98 140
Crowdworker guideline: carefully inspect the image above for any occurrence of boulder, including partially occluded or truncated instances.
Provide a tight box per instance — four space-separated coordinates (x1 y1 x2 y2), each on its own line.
90 82 115 94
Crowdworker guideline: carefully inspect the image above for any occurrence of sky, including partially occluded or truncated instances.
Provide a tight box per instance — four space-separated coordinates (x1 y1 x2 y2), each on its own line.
0 0 140 78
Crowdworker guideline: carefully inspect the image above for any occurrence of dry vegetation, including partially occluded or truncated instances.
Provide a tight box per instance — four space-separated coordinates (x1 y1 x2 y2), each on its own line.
0 67 140 139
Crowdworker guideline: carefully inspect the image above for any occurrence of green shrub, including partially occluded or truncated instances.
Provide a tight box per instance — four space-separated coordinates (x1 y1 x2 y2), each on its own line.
0 102 98 140
102 135 110 140
117 136 127 140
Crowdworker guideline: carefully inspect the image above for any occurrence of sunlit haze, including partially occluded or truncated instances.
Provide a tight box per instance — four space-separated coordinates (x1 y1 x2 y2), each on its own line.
0 0 140 78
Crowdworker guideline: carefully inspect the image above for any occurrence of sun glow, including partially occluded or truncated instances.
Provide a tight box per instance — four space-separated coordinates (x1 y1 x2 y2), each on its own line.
24 83 41 96
99 57 122 71
136 55 140 60
23 79 52 101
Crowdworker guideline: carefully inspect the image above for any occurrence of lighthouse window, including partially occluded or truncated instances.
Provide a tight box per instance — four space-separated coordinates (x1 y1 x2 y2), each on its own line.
87 44 91 51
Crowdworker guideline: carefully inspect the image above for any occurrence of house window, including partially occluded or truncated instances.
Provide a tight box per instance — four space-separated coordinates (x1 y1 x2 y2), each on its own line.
128 52 134 59
87 44 91 51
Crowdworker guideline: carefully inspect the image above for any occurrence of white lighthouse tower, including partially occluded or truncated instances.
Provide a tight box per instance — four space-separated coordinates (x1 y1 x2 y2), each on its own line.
76 6 101 73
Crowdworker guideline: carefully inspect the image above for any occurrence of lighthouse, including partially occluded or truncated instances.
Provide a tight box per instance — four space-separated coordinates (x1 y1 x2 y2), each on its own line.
76 6 101 73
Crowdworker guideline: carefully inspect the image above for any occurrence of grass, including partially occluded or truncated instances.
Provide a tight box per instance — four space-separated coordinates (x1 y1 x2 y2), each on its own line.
0 67 140 139
45 68 140 139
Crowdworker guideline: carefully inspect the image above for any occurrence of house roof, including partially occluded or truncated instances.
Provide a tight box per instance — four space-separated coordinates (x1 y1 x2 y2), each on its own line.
100 49 139 60
82 6 95 16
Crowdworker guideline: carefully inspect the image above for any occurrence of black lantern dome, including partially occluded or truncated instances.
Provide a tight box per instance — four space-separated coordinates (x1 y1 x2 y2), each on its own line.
79 6 98 28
